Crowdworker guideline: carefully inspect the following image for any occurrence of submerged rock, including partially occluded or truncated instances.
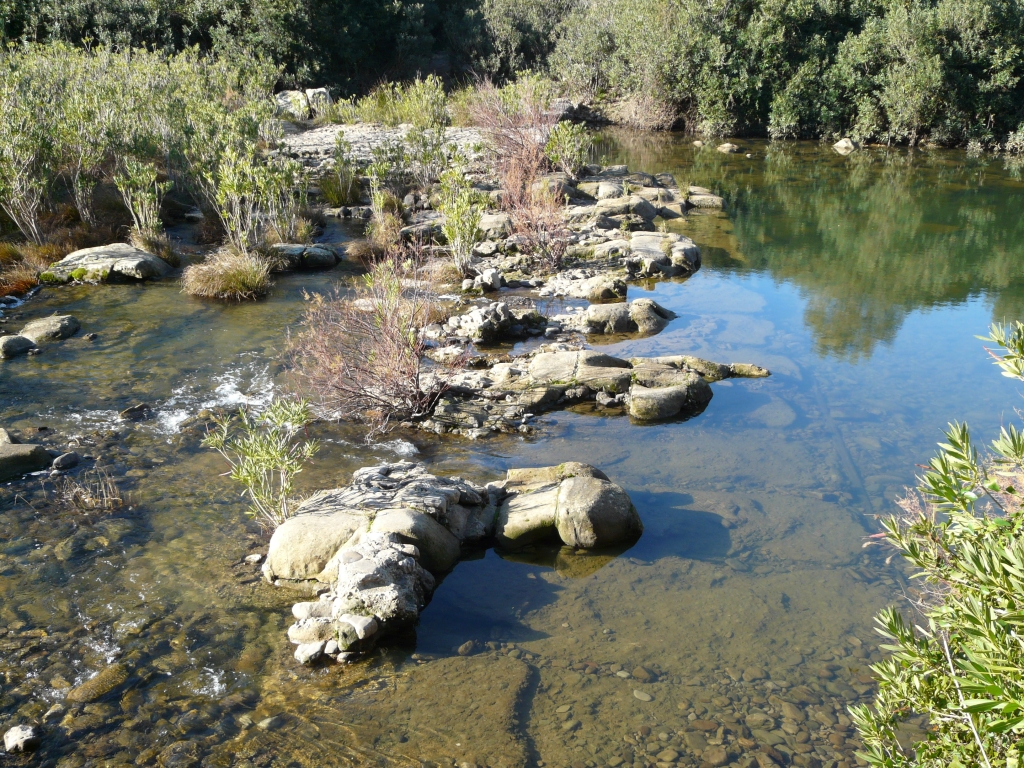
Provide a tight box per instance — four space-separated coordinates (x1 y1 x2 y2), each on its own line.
66 662 130 703
0 335 35 359
20 314 80 343
41 243 172 283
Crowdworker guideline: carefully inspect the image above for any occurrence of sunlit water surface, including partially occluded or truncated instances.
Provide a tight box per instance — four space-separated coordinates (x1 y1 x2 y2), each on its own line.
2 135 1024 768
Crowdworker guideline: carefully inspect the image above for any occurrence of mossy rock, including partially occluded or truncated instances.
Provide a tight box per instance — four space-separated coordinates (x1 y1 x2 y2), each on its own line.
38 271 64 284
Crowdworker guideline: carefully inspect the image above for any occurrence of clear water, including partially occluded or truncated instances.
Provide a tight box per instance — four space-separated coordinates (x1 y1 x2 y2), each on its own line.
2 135 1024 767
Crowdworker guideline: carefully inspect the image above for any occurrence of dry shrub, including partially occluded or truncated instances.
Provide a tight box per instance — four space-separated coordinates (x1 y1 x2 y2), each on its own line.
607 91 679 131
54 469 128 513
467 79 558 194
366 210 404 253
129 228 180 267
292 255 467 437
181 247 272 300
345 239 383 265
0 261 39 297
507 183 572 273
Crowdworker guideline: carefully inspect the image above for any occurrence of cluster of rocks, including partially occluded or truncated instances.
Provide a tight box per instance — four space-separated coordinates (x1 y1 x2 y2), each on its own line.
415 345 770 438
0 313 81 360
424 300 548 343
267 243 342 271
263 461 642 664
551 298 677 336
0 427 80 482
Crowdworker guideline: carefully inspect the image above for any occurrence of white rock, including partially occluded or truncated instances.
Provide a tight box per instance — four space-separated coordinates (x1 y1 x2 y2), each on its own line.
4 724 40 753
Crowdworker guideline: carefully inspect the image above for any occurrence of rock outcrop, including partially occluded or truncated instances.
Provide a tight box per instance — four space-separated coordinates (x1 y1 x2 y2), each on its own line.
553 298 676 335
421 345 770 436
0 442 53 482
265 461 640 664
41 244 172 283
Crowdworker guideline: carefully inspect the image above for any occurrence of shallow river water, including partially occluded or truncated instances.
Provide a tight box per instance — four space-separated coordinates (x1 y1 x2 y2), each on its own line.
2 135 1024 768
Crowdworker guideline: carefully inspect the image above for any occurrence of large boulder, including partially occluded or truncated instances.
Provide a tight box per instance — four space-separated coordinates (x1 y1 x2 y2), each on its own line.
276 90 310 120
541 272 628 301
369 508 461 573
268 243 338 272
628 376 713 421
555 475 642 549
20 314 80 343
0 443 52 482
41 243 172 283
479 212 511 239
496 462 640 550
263 507 368 583
305 88 333 117
526 350 633 393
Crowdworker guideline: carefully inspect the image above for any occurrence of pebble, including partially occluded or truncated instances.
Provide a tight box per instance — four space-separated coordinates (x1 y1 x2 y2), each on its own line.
633 690 653 702
615 670 631 678
244 553 264 564
632 666 654 682
556 705 571 713
457 640 476 656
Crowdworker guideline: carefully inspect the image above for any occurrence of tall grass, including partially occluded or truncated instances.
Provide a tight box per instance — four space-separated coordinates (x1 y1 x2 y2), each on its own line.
331 75 448 128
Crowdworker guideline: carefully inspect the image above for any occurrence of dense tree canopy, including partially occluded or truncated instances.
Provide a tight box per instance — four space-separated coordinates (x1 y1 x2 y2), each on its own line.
3 0 1024 144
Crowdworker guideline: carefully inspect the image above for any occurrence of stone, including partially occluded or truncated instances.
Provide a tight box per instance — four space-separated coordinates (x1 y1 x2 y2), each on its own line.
41 243 172 283
526 350 633 394
0 442 52 481
628 377 713 421
703 746 729 766
276 90 310 120
0 335 34 358
20 314 80 342
555 476 642 549
294 641 325 664
781 702 806 722
119 402 152 421
833 137 858 155
52 451 80 470
263 508 368 583
633 690 653 702
304 87 332 117
597 181 623 199
656 749 679 762
0 428 14 444
688 192 726 208
287 617 335 644
369 508 461 573
479 212 511 239
496 485 560 549
628 194 659 220
66 662 130 703
631 666 654 682
559 298 676 336
3 724 40 753
457 640 477 656
717 143 740 153
544 273 628 301
301 246 338 270
244 553 264 564
256 715 283 731
478 268 502 292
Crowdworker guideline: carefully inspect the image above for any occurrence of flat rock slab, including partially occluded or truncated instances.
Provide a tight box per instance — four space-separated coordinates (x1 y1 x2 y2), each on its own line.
20 314 80 343
41 243 172 283
0 443 52 481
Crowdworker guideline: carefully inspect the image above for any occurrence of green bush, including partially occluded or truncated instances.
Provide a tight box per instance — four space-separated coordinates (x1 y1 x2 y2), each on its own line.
202 398 319 530
436 165 480 275
852 321 1024 767
544 121 592 178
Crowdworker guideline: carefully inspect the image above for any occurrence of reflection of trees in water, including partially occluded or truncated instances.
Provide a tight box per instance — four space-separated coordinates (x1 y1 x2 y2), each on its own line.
597 131 1024 360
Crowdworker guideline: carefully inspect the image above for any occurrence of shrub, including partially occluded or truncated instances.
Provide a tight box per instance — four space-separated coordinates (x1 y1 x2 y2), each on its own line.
114 156 172 241
292 257 466 437
347 75 449 128
407 126 455 189
851 321 1024 767
320 134 361 206
436 166 480 275
544 121 593 178
181 248 272 300
202 399 319 531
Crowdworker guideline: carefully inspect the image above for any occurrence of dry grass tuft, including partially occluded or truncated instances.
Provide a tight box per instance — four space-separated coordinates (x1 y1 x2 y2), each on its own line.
181 247 272 300
607 92 679 131
55 469 129 513
130 228 180 267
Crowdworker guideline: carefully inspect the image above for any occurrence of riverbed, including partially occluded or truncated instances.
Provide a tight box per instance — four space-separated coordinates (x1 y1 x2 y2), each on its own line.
2 133 1023 767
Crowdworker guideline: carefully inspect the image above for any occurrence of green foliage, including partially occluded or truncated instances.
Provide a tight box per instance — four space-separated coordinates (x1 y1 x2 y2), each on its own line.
850 324 1024 767
320 135 361 206
338 75 450 128
549 0 1024 145
406 126 455 189
114 157 171 238
436 165 480 275
202 398 319 530
545 121 592 178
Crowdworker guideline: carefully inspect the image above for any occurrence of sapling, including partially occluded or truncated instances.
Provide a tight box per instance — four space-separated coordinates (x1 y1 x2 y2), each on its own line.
202 398 319 530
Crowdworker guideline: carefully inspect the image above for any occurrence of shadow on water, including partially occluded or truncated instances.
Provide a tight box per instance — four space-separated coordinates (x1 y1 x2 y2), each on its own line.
626 490 733 562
